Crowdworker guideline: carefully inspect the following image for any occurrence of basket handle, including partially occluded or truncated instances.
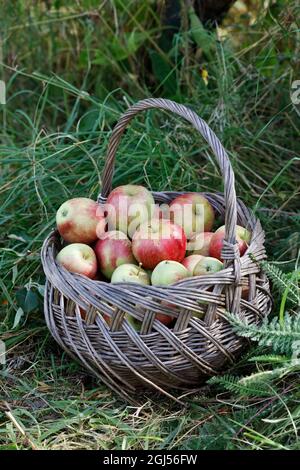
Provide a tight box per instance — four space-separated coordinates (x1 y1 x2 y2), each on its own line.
99 98 239 264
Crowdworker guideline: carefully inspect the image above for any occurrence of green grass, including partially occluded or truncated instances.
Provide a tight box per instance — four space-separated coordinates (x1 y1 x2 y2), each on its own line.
0 0 300 450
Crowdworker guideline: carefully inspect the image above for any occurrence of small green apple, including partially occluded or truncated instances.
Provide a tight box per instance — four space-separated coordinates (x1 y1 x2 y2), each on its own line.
111 263 150 285
151 260 189 286
193 256 223 275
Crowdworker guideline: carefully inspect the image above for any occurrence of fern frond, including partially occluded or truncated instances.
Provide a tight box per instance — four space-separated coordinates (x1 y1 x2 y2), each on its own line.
226 312 300 355
208 374 271 396
239 367 287 385
260 261 300 306
249 354 289 364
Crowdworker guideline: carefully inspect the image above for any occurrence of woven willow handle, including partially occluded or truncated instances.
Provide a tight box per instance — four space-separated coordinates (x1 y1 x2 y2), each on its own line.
99 98 238 254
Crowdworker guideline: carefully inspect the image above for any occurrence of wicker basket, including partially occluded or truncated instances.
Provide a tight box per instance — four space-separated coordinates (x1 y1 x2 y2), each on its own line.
41 98 272 404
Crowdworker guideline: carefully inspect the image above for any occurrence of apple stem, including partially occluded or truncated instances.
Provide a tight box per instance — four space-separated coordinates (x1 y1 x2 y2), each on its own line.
137 262 142 276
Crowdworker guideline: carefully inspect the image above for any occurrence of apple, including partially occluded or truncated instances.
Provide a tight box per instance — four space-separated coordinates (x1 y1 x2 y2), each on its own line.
150 256 204 322
169 193 215 239
151 260 189 326
150 257 205 324
182 255 204 275
154 312 174 326
111 264 150 331
56 243 98 279
132 219 187 270
105 184 155 237
209 225 251 261
56 197 106 244
94 230 135 279
111 263 150 285
187 232 214 256
216 224 251 242
193 256 223 275
151 260 189 286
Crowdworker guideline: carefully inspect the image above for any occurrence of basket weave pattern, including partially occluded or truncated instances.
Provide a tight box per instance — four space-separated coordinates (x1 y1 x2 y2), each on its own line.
41 99 272 403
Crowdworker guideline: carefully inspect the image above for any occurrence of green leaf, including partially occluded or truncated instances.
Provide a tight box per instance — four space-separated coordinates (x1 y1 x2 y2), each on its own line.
149 50 177 96
12 307 24 329
16 288 39 313
225 312 300 355
260 261 299 306
24 290 39 313
127 30 147 55
77 108 100 132
93 30 149 65
188 6 215 54
249 354 289 364
0 444 18 450
209 374 271 397
36 284 45 297
12 265 18 284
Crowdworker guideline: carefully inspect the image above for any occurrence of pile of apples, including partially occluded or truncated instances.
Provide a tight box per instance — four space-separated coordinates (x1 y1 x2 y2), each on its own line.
55 185 251 328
